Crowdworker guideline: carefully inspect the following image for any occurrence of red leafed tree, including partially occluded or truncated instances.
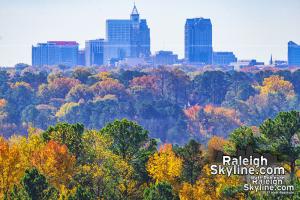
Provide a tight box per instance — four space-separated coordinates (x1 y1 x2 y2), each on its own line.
44 77 80 99
90 79 126 97
130 75 159 93
183 105 201 121
184 104 242 139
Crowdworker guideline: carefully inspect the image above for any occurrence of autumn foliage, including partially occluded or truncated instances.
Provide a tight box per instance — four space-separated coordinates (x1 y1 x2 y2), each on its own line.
1 65 300 199
32 140 75 190
183 105 201 121
207 136 229 161
0 137 26 198
184 104 241 138
130 75 159 93
147 144 183 185
259 75 295 97
179 165 244 200
91 78 125 97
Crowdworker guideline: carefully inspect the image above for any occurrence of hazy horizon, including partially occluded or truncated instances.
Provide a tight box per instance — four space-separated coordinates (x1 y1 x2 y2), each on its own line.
0 0 300 66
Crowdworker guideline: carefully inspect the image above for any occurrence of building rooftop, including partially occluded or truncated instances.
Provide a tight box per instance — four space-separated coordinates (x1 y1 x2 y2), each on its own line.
131 4 139 15
47 41 78 45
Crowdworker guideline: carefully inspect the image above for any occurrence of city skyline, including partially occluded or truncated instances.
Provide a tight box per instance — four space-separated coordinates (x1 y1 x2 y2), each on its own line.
1 0 300 66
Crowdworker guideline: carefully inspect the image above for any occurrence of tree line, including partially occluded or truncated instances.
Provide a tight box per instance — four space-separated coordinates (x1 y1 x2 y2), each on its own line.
1 66 300 144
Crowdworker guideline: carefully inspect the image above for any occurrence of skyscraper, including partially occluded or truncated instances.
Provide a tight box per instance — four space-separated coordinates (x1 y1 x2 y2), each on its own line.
104 4 150 64
32 41 78 67
85 39 104 66
185 18 212 65
288 41 300 66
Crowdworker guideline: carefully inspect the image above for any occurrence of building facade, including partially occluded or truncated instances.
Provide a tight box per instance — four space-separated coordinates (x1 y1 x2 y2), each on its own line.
32 41 78 67
185 18 212 65
85 39 104 66
213 52 237 65
288 41 300 66
77 49 86 66
151 51 178 66
104 4 150 64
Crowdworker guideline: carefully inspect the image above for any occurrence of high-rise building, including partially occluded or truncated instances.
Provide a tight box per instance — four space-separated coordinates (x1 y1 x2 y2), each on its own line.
213 52 237 65
32 41 78 67
77 49 86 66
185 18 212 65
85 39 104 66
288 41 300 66
104 4 150 64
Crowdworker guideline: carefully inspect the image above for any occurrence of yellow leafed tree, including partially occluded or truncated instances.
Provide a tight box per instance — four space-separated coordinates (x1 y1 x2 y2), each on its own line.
0 137 27 198
8 127 45 169
79 130 140 199
147 144 183 185
259 75 295 97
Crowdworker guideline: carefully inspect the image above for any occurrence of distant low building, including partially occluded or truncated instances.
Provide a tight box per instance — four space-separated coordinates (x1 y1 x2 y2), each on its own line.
231 59 264 71
32 41 79 67
274 60 288 68
213 52 237 65
151 51 178 66
115 57 147 67
288 41 300 66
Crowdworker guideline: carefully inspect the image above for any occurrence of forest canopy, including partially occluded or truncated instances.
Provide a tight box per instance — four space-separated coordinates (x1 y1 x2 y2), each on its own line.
1 66 299 144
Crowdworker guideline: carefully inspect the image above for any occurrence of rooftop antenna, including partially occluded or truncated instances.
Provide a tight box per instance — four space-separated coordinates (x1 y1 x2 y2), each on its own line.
269 54 273 65
131 1 139 15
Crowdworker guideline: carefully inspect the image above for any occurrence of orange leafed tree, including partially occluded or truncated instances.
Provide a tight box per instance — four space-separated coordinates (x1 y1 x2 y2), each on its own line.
0 99 7 108
207 136 229 161
130 75 159 92
179 182 198 200
32 140 76 190
183 105 201 121
146 144 182 185
179 165 245 200
49 77 80 91
184 104 241 137
183 105 202 136
203 104 241 125
91 79 125 97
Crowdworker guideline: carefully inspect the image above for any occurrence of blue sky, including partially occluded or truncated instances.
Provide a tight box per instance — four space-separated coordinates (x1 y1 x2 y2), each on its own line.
0 0 300 66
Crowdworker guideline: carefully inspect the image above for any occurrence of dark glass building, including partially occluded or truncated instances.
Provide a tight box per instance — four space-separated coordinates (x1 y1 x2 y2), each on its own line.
104 4 150 64
288 41 300 66
185 18 212 65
